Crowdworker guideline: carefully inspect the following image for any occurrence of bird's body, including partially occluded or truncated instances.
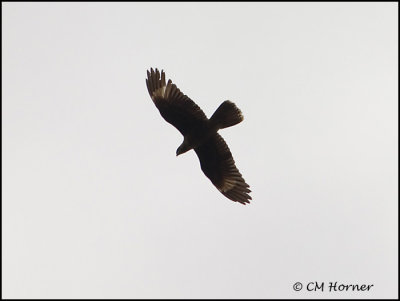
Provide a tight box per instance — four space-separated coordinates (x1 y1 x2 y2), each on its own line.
146 68 251 204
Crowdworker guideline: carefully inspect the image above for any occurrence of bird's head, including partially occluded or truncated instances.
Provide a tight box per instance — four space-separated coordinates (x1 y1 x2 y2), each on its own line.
176 140 191 156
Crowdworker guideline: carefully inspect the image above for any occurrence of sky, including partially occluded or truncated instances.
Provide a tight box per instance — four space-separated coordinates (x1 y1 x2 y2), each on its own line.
2 2 398 299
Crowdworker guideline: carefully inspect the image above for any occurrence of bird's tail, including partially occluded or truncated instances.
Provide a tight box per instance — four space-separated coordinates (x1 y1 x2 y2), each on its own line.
209 100 244 130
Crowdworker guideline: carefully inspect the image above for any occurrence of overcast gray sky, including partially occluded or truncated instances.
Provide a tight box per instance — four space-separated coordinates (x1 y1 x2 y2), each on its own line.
2 2 398 299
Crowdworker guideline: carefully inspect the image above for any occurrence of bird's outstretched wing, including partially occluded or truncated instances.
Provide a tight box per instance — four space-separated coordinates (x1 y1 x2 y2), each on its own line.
146 68 208 135
194 133 252 205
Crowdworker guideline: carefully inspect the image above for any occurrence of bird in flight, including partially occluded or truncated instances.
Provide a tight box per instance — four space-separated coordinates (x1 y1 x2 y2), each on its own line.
146 68 251 205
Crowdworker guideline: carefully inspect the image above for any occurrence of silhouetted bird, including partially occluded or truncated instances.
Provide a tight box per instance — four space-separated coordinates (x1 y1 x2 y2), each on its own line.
146 68 251 204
